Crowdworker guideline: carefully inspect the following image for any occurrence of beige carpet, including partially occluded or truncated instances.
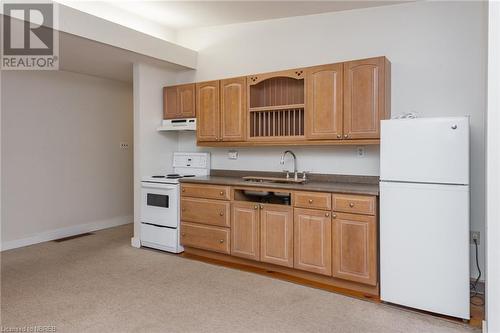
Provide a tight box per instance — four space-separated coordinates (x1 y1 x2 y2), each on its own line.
1 224 479 333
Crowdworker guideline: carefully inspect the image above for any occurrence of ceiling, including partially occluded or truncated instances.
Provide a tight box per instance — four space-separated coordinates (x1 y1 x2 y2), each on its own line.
84 1 409 31
59 32 188 82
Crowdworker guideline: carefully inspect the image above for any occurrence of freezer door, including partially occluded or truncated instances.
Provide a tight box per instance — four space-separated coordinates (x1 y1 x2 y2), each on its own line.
380 181 470 319
380 117 469 184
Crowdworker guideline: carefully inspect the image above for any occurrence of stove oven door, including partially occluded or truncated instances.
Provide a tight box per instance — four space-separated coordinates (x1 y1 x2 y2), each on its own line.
141 182 179 228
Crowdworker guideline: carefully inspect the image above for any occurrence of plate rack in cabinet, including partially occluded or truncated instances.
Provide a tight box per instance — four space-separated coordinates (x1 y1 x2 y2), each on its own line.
247 69 305 141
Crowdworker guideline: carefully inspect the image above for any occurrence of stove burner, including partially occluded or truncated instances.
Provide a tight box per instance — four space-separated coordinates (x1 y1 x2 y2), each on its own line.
167 173 180 177
152 175 165 178
183 175 195 177
166 175 183 179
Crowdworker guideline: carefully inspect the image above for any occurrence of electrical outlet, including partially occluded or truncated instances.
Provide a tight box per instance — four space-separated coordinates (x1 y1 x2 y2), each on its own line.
228 150 238 160
356 146 365 158
120 142 129 149
470 231 480 245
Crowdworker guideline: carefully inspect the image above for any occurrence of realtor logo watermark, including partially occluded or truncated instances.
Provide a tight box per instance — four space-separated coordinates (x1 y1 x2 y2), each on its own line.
1 1 59 70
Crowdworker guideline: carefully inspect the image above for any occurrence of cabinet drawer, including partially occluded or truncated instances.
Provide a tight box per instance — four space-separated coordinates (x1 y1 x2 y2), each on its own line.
332 194 376 215
294 191 332 210
180 222 230 254
181 184 230 200
181 198 230 227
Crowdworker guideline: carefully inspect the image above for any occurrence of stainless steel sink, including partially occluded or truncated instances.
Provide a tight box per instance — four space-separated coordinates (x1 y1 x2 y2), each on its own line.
242 176 306 184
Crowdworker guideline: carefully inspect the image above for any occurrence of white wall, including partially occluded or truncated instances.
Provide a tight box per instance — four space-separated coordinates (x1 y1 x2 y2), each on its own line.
175 1 488 278
178 132 380 175
131 63 182 246
1 70 134 249
487 1 500 332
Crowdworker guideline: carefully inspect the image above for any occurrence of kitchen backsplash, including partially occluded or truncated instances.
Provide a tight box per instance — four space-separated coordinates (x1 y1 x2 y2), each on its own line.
177 132 380 176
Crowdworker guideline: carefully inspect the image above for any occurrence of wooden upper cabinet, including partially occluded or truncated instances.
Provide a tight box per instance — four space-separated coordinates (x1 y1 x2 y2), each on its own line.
196 81 220 142
231 202 260 261
343 57 390 139
178 84 196 118
163 84 196 119
221 77 246 141
305 63 343 140
247 69 306 140
332 212 377 285
260 204 293 268
293 208 332 276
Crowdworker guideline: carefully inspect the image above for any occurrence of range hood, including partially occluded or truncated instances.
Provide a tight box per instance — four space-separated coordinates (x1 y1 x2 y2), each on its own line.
157 118 196 131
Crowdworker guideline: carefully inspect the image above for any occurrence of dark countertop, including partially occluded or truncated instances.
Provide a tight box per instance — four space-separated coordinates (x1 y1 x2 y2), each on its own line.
179 174 379 196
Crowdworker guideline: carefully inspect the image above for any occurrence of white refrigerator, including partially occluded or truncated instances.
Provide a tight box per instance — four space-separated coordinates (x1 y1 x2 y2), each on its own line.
380 116 470 320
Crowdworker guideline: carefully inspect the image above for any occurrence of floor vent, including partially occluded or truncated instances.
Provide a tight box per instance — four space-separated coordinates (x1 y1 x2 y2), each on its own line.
53 232 94 242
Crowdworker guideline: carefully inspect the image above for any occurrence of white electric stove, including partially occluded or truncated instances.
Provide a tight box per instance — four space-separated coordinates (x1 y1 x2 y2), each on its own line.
140 152 210 253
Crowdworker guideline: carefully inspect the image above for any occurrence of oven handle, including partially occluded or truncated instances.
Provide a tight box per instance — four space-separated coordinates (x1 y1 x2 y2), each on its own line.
141 183 178 191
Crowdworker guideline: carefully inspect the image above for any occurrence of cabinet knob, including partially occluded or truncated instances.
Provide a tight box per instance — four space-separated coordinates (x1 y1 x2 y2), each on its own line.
254 205 258 210
182 207 186 212
332 214 337 219
219 191 224 196
344 134 349 139
349 202 355 208
260 204 264 210
182 188 185 192
219 239 224 244
336 134 341 139
219 211 224 216
308 199 313 204
325 213 330 217
181 233 186 237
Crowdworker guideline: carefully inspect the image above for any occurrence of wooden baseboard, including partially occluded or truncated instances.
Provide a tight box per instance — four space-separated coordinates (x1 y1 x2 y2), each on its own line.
181 247 379 300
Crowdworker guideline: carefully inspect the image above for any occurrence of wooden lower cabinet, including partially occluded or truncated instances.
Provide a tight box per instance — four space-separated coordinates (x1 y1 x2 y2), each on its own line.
181 222 230 254
260 204 293 267
180 184 380 295
293 208 332 276
181 198 230 227
181 184 230 200
332 212 377 285
231 202 260 260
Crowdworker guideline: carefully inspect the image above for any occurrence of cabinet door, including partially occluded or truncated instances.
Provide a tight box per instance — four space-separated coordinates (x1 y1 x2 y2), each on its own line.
163 86 178 119
260 204 293 267
305 63 343 140
344 57 388 139
178 84 196 118
196 81 220 142
332 212 377 285
231 202 260 261
293 208 332 276
221 77 246 141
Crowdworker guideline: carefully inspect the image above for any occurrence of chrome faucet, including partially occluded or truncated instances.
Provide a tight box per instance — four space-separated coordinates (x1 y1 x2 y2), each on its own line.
280 150 298 180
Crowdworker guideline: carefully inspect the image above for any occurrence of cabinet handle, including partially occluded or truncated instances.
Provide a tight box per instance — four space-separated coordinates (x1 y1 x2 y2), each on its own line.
332 214 337 219
349 202 355 208
344 134 348 139
325 213 330 217
219 211 224 216
219 239 224 244
308 199 313 204
254 205 258 210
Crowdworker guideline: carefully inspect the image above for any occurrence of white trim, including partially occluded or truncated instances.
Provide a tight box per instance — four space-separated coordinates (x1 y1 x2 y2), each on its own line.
1 216 132 251
131 237 141 248
487 1 500 333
